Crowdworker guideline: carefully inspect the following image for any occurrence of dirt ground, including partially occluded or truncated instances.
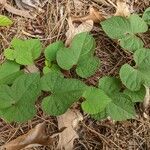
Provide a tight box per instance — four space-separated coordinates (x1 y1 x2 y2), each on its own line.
0 0 150 149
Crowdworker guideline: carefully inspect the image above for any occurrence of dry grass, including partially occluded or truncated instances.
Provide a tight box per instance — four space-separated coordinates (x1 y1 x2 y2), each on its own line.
0 0 150 149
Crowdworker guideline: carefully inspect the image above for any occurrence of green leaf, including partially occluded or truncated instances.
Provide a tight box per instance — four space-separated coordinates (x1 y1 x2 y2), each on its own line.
91 110 107 120
0 61 23 85
5 39 42 65
141 71 150 87
43 64 62 75
101 16 130 39
101 14 148 40
120 34 144 52
4 48 15 60
107 93 136 121
41 72 87 115
134 48 150 69
98 76 122 95
133 48 150 86
76 53 100 78
45 41 64 62
128 14 148 33
124 86 146 102
0 73 41 123
120 64 142 91
57 47 77 70
57 32 100 78
143 7 150 25
0 15 13 26
82 87 111 114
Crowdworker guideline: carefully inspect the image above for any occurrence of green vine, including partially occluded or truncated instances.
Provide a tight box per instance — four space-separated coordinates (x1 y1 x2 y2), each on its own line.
0 9 150 123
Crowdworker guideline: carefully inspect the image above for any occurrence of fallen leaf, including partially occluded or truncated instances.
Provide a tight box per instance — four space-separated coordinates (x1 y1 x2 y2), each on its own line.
14 0 44 13
143 86 150 110
2 123 53 150
24 65 39 73
14 0 40 10
114 0 131 17
73 0 84 12
57 109 83 150
0 0 36 19
71 7 105 23
65 18 93 46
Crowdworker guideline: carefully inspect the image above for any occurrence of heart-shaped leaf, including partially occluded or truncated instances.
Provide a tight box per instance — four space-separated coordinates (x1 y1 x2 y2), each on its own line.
129 14 148 34
134 48 150 69
0 73 41 123
98 76 122 95
124 86 146 102
4 39 42 65
101 16 130 39
107 93 136 121
101 14 148 40
120 48 150 90
120 64 143 91
86 77 136 121
57 32 100 78
101 14 148 53
0 61 23 85
143 7 150 25
82 87 111 114
76 53 100 78
45 41 64 63
41 72 87 115
120 34 144 52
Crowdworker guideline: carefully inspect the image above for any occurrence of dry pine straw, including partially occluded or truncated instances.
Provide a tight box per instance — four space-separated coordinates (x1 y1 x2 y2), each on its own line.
0 0 150 149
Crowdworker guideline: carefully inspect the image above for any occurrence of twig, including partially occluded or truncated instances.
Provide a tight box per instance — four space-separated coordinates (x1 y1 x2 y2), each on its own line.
82 123 124 150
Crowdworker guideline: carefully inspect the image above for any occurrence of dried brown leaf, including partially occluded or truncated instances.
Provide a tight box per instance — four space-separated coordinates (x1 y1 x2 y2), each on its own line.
24 65 39 73
65 18 93 46
73 0 84 12
2 123 53 150
71 7 105 23
0 0 36 19
143 86 150 110
114 0 130 17
14 0 44 13
57 109 83 150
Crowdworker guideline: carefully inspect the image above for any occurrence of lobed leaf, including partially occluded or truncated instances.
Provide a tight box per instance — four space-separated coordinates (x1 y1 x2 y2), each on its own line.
57 32 100 78
0 61 23 85
143 7 150 25
76 53 100 78
82 87 111 114
101 16 130 39
128 14 148 34
134 48 150 70
41 72 87 115
119 64 142 91
101 14 148 40
45 41 64 63
98 76 122 95
4 39 42 65
82 77 136 121
107 93 136 121
120 34 144 52
0 73 41 123
124 86 146 102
